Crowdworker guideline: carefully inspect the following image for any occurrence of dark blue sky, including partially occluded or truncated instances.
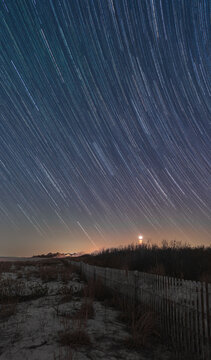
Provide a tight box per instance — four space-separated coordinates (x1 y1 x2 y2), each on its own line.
0 0 210 256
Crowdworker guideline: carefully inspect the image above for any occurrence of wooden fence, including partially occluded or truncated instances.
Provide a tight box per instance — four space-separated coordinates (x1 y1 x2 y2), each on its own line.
70 260 211 359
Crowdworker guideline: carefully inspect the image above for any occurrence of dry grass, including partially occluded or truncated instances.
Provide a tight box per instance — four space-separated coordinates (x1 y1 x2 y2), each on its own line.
84 278 112 301
38 265 59 282
12 260 39 272
59 260 73 284
0 262 12 275
60 267 72 284
125 310 159 348
74 299 94 320
199 272 211 283
0 278 24 302
0 301 17 320
54 346 75 360
83 275 160 349
71 265 87 283
58 329 91 347
56 309 72 319
57 284 74 304
33 260 73 283
59 294 73 304
56 268 93 350
108 290 159 348
114 295 134 322
148 263 166 276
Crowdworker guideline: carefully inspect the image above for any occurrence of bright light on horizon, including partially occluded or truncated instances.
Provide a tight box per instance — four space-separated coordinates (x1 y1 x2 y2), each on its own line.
138 234 143 244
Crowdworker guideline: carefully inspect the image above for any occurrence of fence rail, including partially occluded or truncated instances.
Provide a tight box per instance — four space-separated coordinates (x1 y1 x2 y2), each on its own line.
70 260 211 359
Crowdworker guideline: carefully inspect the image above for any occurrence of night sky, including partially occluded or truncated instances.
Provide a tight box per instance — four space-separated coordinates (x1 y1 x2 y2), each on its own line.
0 0 210 256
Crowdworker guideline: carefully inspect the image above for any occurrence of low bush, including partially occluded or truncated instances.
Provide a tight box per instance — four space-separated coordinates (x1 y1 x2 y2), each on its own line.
0 278 48 302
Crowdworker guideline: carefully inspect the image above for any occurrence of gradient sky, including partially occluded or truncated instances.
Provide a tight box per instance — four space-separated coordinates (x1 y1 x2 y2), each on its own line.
0 0 210 256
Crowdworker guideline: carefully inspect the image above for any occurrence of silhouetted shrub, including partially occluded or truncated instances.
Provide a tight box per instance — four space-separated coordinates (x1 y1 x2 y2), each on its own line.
78 242 211 282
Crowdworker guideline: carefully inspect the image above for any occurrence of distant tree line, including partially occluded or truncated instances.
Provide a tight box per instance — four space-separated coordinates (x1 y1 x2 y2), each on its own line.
77 241 211 282
32 252 63 258
32 252 77 258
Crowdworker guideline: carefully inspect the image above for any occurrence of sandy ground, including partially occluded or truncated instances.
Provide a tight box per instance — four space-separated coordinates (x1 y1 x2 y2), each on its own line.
0 260 174 360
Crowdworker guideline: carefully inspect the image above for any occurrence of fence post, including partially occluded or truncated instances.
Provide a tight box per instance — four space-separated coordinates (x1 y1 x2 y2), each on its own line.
94 265 96 282
134 270 138 307
104 267 107 287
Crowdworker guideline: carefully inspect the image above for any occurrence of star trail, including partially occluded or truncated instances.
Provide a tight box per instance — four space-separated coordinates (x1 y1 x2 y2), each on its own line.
0 0 210 256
